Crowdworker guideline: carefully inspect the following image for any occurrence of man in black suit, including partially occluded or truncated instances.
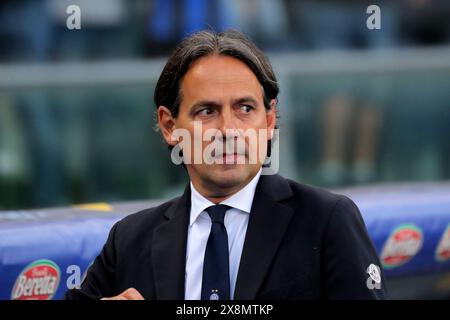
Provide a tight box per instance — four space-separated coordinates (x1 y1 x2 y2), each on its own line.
65 30 387 300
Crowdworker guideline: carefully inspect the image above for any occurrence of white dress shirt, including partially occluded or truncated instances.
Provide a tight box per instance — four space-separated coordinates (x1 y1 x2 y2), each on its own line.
184 169 262 300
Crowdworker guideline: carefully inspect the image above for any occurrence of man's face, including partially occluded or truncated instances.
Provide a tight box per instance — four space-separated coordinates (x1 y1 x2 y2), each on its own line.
159 54 276 198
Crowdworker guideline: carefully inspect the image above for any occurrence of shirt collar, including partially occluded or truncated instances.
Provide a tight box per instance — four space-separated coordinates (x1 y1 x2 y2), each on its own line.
189 168 262 227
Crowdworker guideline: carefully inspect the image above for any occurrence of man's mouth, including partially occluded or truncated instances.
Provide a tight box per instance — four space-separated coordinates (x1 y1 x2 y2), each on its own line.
216 152 246 164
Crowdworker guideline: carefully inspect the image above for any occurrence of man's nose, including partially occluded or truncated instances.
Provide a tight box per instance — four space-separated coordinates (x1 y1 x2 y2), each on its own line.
217 108 237 139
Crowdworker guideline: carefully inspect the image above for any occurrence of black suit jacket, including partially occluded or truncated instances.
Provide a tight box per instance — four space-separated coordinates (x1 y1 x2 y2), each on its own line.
65 174 387 300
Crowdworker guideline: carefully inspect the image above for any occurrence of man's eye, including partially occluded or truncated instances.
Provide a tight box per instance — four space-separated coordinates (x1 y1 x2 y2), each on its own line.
239 105 253 113
197 108 213 116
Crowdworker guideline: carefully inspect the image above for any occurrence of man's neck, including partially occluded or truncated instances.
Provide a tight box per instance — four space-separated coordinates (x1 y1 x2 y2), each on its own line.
189 170 262 204
191 181 246 204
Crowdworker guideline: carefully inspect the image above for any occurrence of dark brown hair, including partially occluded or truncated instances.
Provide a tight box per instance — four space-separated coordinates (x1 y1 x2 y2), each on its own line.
154 30 279 118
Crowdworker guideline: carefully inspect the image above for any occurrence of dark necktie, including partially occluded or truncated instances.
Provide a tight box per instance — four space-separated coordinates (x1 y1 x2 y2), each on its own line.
201 204 231 300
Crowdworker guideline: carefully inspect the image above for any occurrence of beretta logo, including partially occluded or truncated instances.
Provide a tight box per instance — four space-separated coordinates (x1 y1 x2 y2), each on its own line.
435 224 450 262
380 224 423 268
11 259 61 300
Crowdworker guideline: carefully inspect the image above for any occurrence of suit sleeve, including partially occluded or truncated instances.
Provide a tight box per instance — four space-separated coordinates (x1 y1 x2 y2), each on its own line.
323 196 388 300
64 221 119 300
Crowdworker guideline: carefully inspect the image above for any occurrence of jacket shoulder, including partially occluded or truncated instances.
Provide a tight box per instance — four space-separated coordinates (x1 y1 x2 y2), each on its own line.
285 177 345 205
114 196 180 233
280 176 358 222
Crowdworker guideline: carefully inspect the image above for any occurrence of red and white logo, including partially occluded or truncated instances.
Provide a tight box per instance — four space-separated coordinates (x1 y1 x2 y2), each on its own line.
11 259 61 300
436 225 450 262
381 224 423 268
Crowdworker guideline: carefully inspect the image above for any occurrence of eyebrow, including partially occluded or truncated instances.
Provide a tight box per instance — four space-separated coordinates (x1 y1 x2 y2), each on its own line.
190 100 222 112
232 96 258 106
189 96 259 113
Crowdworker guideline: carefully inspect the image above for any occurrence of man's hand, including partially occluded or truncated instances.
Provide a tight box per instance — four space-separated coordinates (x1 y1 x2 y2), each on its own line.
101 288 144 300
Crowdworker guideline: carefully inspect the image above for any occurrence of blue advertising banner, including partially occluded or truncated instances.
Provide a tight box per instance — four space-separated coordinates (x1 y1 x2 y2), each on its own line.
1 183 449 300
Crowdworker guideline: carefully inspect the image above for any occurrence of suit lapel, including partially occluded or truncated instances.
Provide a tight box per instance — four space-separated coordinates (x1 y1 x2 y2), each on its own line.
152 185 190 299
151 174 294 300
234 174 294 300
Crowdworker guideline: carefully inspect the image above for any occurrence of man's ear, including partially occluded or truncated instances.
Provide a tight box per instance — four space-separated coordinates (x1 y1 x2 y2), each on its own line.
267 99 277 139
157 106 177 147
